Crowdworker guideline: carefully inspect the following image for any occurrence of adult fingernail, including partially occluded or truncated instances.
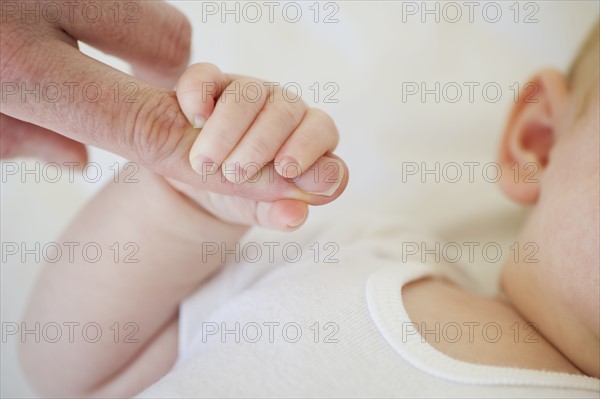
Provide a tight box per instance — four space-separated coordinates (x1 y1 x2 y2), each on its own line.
295 156 344 197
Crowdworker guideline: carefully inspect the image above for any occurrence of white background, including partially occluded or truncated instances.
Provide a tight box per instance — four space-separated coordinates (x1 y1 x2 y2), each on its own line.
1 1 599 396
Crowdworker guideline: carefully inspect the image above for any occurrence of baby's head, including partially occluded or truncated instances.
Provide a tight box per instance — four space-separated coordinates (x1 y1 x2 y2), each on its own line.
499 21 599 377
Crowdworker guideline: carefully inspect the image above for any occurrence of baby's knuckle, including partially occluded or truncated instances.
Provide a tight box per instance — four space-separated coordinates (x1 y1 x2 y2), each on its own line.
311 108 335 126
199 63 222 82
234 78 267 104
246 135 273 159
273 99 305 127
312 108 339 137
245 85 262 103
211 126 240 151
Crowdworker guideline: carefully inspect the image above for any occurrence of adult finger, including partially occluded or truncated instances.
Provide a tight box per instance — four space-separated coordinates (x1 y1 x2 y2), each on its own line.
57 0 192 88
0 34 343 204
0 114 87 163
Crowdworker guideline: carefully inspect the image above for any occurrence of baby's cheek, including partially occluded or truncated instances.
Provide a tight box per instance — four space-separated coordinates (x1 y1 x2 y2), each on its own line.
543 133 600 333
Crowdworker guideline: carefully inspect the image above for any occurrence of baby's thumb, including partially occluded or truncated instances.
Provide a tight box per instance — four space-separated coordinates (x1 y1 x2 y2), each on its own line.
176 63 229 129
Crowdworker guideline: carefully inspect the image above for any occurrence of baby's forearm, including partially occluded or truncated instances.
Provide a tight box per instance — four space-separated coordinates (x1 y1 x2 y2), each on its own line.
20 168 247 398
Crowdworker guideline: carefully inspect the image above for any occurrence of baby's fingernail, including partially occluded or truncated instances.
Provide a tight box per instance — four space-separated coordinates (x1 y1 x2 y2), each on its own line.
222 161 244 184
191 154 218 175
193 115 206 129
277 156 301 179
295 156 344 197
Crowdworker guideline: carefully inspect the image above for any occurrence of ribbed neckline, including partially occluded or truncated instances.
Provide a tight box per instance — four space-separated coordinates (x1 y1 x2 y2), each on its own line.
365 263 600 392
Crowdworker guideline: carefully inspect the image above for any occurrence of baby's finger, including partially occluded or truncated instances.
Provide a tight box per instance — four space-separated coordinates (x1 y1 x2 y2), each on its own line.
275 109 339 179
176 63 229 128
187 78 270 175
256 199 309 231
166 177 308 231
223 91 307 183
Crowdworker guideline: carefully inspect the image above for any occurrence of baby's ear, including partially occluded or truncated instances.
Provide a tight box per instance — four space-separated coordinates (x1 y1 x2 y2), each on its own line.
497 69 569 204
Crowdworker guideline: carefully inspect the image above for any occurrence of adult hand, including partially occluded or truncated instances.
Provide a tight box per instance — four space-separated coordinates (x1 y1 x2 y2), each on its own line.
1 0 190 162
0 0 345 204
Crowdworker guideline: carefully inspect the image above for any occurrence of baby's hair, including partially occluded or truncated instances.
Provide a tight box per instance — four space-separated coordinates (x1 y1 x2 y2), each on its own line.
567 19 599 117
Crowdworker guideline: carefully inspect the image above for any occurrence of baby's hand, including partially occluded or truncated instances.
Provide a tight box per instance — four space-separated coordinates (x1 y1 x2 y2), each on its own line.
169 63 348 230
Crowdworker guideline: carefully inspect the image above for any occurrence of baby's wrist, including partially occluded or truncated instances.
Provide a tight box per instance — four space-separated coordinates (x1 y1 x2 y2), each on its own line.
162 176 252 230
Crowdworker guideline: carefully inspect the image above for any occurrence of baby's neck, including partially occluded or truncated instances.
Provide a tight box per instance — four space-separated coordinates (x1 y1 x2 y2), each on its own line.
402 277 585 375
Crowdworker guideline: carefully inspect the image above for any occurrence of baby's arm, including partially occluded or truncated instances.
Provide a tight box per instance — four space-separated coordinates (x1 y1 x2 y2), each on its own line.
20 169 247 398
20 63 346 398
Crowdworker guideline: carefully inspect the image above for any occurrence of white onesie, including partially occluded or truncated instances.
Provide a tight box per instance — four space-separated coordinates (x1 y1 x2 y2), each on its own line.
137 220 600 398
